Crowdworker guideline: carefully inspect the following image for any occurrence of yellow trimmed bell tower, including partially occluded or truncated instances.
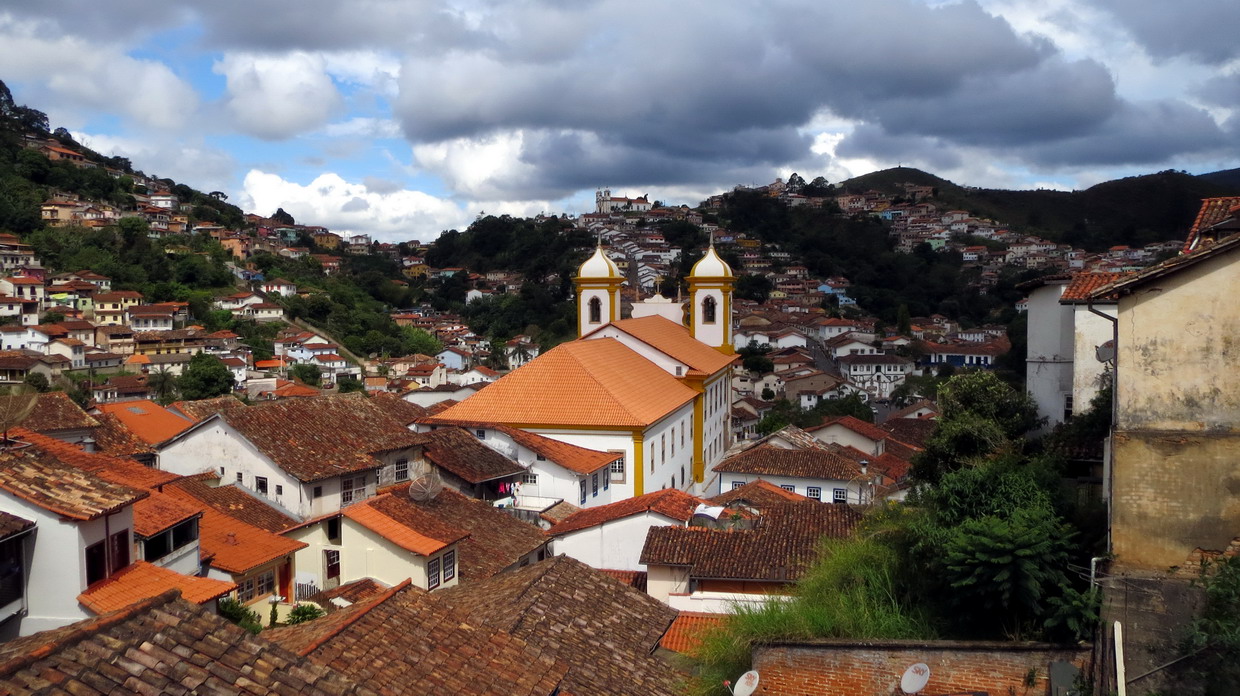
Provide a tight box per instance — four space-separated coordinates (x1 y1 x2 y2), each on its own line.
574 244 624 337
687 242 735 353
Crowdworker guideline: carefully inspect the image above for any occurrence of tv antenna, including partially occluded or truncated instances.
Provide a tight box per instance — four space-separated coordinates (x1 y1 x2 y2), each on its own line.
900 663 931 694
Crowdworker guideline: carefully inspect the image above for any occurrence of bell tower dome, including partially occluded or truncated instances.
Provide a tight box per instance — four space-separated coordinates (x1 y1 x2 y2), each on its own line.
687 242 735 353
574 243 624 336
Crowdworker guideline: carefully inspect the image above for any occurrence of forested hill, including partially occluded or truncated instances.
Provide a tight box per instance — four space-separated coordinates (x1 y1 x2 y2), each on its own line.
839 167 1240 251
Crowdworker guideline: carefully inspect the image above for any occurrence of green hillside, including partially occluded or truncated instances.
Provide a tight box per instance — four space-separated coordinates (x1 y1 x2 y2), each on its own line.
839 167 1240 251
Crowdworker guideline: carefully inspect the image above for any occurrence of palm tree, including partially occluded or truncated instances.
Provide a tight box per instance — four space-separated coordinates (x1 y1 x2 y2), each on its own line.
147 367 178 405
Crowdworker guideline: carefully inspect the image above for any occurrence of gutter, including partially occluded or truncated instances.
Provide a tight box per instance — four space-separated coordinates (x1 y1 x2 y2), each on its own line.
1087 298 1119 555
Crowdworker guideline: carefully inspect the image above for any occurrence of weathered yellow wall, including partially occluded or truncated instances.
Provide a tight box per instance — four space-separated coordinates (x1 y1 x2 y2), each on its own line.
1116 250 1240 432
1112 431 1240 569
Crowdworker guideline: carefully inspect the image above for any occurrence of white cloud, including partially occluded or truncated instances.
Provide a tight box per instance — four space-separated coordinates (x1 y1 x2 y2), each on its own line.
239 170 469 242
321 51 401 95
214 52 343 140
74 132 236 194
0 16 198 130
412 131 537 200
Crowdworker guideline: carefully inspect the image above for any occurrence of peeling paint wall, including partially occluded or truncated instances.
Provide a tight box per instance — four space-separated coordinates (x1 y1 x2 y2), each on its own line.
1116 251 1240 432
1112 246 1240 569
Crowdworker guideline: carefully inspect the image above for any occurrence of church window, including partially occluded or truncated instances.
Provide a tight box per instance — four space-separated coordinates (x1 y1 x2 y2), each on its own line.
702 296 717 324
588 297 602 324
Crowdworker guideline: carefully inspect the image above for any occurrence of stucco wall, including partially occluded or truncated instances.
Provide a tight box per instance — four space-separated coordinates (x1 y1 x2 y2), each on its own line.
1072 304 1115 410
1111 431 1240 569
1026 281 1074 431
1116 251 1240 432
554 512 682 571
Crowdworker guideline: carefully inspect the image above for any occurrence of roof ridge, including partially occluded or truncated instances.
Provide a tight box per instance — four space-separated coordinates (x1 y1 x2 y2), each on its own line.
299 579 412 656
0 589 182 678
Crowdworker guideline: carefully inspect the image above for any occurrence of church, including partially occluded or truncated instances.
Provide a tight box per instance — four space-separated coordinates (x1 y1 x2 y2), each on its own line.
431 243 738 505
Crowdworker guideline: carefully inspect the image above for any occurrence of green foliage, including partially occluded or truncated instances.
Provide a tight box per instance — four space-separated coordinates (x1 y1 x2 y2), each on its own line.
218 597 263 634
290 363 322 387
690 538 934 696
22 372 49 393
1184 556 1240 693
734 273 772 303
177 353 235 400
286 603 326 625
147 367 179 405
336 375 365 393
401 327 443 357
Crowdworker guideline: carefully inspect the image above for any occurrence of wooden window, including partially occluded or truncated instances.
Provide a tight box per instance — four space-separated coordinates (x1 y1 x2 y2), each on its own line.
395 458 410 482
609 455 626 483
109 530 129 574
807 487 821 501
442 550 456 581
256 476 268 495
833 488 847 504
591 473 599 497
428 557 441 589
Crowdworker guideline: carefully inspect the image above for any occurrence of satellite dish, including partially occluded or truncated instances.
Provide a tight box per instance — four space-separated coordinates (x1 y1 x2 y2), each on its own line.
1095 340 1116 363
733 670 760 696
900 663 930 694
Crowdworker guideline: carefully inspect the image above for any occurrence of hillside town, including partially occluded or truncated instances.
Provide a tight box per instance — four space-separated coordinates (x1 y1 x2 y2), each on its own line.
0 117 1238 696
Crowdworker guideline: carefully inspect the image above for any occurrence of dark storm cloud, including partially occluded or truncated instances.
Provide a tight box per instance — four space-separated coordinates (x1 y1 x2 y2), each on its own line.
835 125 964 172
1090 0 1240 64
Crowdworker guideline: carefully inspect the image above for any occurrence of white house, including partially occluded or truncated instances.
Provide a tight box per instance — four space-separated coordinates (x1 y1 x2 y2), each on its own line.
836 354 913 400
260 278 298 297
548 488 708 571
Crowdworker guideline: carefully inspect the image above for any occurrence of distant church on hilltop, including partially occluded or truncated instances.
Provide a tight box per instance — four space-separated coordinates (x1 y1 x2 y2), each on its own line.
596 188 653 214
433 242 737 505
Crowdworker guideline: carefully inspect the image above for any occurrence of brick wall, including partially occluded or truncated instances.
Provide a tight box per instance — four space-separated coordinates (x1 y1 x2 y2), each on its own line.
751 639 1090 696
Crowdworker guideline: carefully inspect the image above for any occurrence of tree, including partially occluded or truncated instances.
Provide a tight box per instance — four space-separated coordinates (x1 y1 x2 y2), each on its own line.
785 172 806 192
896 304 912 336
147 367 179 405
734 274 773 304
401 326 443 357
22 373 49 393
290 363 321 387
271 207 295 225
337 375 365 393
177 353 235 400
0 385 37 444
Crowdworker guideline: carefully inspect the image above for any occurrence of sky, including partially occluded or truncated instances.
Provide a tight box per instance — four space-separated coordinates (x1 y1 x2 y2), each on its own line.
2 0 1238 243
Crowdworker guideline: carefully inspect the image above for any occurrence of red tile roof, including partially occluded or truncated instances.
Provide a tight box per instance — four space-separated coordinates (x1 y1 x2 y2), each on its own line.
812 415 896 444
549 488 708 536
396 487 547 580
10 392 99 433
1059 271 1126 303
343 493 469 556
660 611 727 655
1184 196 1240 253
77 561 236 614
0 429 146 521
640 502 861 582
436 338 699 428
267 582 569 695
714 443 860 480
421 427 525 483
202 395 425 482
709 479 810 508
162 483 306 574
96 399 193 445
0 593 375 695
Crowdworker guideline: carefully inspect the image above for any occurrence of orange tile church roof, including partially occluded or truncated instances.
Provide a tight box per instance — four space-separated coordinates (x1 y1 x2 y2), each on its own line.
436 338 698 428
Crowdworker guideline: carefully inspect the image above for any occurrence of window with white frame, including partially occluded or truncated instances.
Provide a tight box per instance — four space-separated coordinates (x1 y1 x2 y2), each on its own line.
609 456 625 483
780 484 796 492
341 476 367 506
807 486 821 501
833 488 847 504
579 479 587 505
522 473 538 484
591 473 599 497
732 481 745 490
442 550 456 581
395 458 410 482
428 557 441 589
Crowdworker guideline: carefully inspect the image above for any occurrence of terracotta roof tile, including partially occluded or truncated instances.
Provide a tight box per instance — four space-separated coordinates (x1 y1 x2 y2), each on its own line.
268 583 568 695
597 568 648 592
204 394 425 482
660 611 727 655
0 429 146 520
422 426 525 483
436 338 699 428
77 561 235 613
714 443 861 480
549 488 708 536
539 500 580 524
437 556 682 696
398 487 547 580
168 394 247 422
95 399 193 445
1059 271 1127 303
0 511 33 539
344 493 469 556
811 415 896 444
176 479 297 533
5 391 99 433
879 418 937 449
640 502 861 582
163 483 306 574
1184 196 1240 253
88 412 158 459
596 316 738 375
305 577 389 613
709 479 810 508
369 390 427 425
0 593 376 696
418 419 619 475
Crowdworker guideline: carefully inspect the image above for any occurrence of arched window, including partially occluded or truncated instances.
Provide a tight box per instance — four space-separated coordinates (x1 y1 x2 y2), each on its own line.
588 296 602 324
701 296 717 324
